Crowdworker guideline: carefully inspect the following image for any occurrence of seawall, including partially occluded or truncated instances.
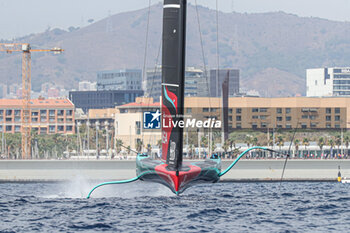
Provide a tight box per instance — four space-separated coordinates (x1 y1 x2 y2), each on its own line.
0 159 348 182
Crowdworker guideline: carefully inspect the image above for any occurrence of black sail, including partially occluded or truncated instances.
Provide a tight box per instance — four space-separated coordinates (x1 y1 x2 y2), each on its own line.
161 0 187 170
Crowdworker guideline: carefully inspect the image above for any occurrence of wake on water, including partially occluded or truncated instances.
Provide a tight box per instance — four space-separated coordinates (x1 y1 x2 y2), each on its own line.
42 175 173 199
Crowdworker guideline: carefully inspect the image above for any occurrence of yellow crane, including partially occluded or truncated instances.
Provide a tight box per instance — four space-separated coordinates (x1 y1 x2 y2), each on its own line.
0 43 64 159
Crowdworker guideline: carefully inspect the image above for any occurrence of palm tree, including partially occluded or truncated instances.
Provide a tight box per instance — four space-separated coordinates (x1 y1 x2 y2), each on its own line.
302 137 309 158
116 139 123 155
335 135 341 157
318 137 325 158
228 137 234 152
328 138 335 158
244 136 252 148
188 144 194 159
294 139 300 158
252 137 258 146
277 136 284 151
223 140 229 158
201 136 208 148
136 140 143 153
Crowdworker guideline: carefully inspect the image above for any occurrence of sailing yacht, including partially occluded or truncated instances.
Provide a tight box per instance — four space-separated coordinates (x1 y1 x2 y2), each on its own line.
136 0 221 194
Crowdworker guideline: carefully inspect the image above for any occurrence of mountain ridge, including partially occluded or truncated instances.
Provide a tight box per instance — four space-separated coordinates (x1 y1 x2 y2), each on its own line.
1 4 350 97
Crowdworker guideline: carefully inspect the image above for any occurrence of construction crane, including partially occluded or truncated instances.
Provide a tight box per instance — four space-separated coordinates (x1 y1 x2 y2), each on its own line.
0 43 64 159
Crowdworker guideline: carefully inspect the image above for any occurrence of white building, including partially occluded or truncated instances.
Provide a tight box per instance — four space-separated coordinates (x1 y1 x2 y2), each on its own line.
307 67 350 97
78 81 97 91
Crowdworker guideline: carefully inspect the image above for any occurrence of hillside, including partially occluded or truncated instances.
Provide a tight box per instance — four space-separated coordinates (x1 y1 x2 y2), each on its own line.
1 3 350 96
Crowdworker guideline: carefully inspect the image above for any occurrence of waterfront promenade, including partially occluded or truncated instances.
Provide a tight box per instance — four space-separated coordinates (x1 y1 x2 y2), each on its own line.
0 159 348 182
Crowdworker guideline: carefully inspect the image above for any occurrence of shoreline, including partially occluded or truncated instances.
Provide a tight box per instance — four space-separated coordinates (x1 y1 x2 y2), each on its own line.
0 159 347 182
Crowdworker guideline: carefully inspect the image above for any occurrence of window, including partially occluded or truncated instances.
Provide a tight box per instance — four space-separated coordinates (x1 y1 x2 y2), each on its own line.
309 115 316 120
57 126 64 131
276 117 282 121
310 123 317 128
252 115 259 119
261 123 267 128
15 125 21 132
203 108 209 113
286 116 291 121
49 117 55 122
6 110 12 116
286 108 291 114
228 116 232 121
326 108 331 114
302 115 308 119
5 125 12 131
186 108 192 114
0 110 3 116
229 108 233 114
40 110 47 115
276 108 282 114
326 123 331 128
277 125 283 128
260 115 267 120
301 123 307 129
252 123 258 129
49 110 55 116
286 124 291 129
66 118 73 123
236 123 241 129
335 108 340 114
14 110 21 116
6 118 12 122
260 108 268 112
31 112 38 116
236 108 241 114
210 108 217 112
40 127 47 134
252 108 259 113
14 117 20 122
57 110 64 116
236 116 241 121
335 115 340 121
135 121 141 135
66 110 73 116
335 124 340 128
66 126 73 132
49 126 55 133
326 116 331 121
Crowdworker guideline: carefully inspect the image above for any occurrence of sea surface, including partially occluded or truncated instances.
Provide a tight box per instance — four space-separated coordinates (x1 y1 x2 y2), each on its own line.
0 179 349 232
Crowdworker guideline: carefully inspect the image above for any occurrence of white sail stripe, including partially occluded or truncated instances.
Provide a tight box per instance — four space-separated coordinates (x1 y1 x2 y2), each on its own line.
162 83 179 87
164 4 180 9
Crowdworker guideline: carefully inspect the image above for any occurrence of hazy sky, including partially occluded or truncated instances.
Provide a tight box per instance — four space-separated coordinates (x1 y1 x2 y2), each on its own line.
0 0 350 40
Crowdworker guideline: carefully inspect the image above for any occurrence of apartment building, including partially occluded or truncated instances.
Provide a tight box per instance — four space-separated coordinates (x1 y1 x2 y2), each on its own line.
0 98 75 134
185 97 349 130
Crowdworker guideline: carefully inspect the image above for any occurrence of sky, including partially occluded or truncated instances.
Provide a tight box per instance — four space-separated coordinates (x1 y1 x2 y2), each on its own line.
0 0 350 40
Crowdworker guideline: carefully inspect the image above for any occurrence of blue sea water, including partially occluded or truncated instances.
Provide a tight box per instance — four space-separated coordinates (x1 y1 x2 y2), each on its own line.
0 180 349 232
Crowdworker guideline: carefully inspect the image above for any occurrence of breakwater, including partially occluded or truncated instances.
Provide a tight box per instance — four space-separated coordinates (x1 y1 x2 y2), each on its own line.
0 159 348 182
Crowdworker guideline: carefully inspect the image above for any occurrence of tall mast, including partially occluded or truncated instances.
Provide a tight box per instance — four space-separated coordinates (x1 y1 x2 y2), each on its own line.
161 0 187 170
